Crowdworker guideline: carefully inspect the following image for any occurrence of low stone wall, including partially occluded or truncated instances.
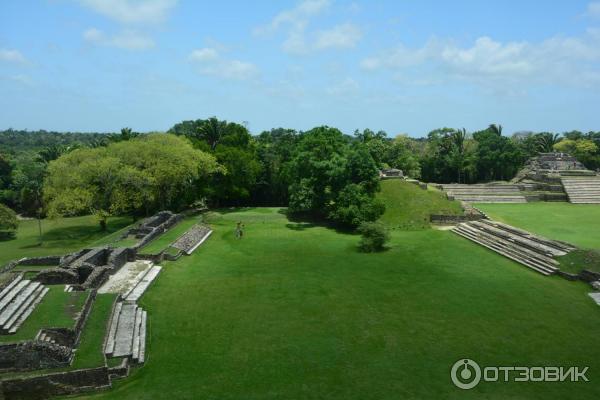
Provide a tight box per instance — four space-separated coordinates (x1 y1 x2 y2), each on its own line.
34 268 79 285
0 366 110 400
73 290 96 346
0 342 72 372
17 256 61 266
580 269 600 283
430 214 485 224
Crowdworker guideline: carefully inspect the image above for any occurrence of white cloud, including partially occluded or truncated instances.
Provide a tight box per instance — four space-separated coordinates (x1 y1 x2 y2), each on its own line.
586 2 600 18
360 31 600 89
0 49 27 64
326 77 359 96
255 0 360 55
79 0 177 24
315 23 362 49
188 48 259 81
8 74 34 86
255 0 331 36
83 28 155 50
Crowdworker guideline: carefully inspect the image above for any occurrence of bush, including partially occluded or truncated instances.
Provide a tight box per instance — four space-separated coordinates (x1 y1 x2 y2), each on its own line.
0 203 18 238
329 184 386 228
357 222 389 252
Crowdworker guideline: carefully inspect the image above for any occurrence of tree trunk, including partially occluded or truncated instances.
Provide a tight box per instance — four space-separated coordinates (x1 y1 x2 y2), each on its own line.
100 218 107 231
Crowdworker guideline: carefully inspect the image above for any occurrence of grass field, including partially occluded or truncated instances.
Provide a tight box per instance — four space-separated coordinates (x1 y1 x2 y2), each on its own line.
377 179 462 229
475 203 600 249
0 286 87 343
139 215 202 254
0 216 133 266
77 207 600 400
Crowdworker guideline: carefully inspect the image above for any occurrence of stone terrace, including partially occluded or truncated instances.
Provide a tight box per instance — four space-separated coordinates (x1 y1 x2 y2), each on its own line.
172 225 213 255
104 302 147 364
0 275 49 334
452 219 576 275
561 177 600 204
440 184 527 203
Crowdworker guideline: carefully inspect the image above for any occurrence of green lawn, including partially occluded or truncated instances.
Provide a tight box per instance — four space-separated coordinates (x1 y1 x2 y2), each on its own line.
0 286 88 343
0 216 133 266
139 216 202 254
378 179 463 229
78 208 600 400
475 203 600 249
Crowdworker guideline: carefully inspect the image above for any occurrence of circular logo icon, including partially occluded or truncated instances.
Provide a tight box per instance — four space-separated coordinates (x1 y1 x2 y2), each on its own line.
451 359 481 390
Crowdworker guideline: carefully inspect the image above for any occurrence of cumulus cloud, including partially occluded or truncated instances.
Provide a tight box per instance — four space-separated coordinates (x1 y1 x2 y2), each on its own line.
326 77 359 96
79 0 177 24
360 32 600 89
83 28 155 50
0 49 27 64
586 1 600 18
188 47 259 81
255 0 362 54
315 23 362 50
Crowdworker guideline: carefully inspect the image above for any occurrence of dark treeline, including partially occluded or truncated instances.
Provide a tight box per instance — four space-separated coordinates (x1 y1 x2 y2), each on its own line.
1 122 599 231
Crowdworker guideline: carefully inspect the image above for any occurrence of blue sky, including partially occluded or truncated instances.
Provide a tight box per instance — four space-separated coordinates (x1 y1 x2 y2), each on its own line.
1 0 600 136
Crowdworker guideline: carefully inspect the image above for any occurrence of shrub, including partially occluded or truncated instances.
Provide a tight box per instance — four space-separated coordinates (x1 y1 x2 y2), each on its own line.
0 203 18 238
357 221 389 252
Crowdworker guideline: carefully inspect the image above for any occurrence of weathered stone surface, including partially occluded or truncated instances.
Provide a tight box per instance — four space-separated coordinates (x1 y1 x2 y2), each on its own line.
34 267 79 285
0 341 72 371
172 225 212 254
0 366 110 399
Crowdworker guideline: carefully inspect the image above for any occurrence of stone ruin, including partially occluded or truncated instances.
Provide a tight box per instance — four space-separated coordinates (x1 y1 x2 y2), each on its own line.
124 210 183 250
380 168 404 179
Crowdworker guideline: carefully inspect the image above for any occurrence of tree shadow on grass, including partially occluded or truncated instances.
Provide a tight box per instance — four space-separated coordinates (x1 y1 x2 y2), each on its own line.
279 208 356 235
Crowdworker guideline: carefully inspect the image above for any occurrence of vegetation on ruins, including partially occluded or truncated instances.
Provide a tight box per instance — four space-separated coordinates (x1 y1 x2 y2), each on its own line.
0 203 18 238
43 134 222 229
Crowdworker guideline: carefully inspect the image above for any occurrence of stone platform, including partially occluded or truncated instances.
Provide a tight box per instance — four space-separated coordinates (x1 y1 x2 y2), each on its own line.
0 275 49 334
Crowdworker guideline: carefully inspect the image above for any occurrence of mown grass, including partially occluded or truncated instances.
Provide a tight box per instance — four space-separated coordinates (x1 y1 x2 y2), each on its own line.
377 179 463 229
71 293 116 369
139 216 202 254
0 216 133 266
475 203 600 249
78 208 600 400
558 250 600 274
0 286 87 343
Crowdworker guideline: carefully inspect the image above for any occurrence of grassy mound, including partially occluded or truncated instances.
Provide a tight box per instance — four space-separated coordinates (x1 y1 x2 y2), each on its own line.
377 179 462 229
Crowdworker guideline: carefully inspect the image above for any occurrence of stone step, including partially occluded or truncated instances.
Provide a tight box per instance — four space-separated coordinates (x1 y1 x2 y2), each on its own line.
455 224 559 272
453 226 555 275
124 266 162 302
0 280 29 313
131 307 143 361
0 275 23 302
456 224 559 272
112 303 138 357
104 301 123 356
138 310 147 364
7 287 49 334
480 220 575 253
475 220 568 257
0 282 41 327
3 285 44 332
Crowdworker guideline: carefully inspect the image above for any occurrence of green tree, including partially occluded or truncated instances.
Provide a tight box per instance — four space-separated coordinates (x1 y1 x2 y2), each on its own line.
44 134 221 229
0 203 18 238
357 221 389 252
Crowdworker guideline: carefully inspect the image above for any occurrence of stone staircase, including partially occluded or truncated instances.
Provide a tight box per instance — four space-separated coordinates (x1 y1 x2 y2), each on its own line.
123 265 162 302
561 177 600 204
172 225 212 255
0 275 49 334
440 184 527 203
104 302 147 364
452 220 576 275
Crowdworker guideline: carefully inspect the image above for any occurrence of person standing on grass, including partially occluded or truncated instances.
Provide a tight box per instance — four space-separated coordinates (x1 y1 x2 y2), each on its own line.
235 221 244 239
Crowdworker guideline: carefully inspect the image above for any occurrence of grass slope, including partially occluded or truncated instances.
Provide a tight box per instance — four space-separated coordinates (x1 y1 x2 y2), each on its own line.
0 216 133 266
79 208 600 400
377 179 462 229
475 203 600 249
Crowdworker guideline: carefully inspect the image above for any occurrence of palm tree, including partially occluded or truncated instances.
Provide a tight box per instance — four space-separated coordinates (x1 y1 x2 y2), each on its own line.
451 128 467 183
36 144 67 163
489 124 503 136
108 127 139 143
198 117 227 150
536 132 561 153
